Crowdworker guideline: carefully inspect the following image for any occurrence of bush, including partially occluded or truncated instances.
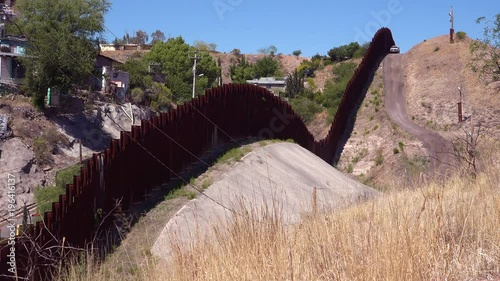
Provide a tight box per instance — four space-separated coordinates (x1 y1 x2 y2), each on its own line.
375 149 384 166
289 97 323 124
456 31 467 40
346 163 353 173
398 141 405 151
434 47 440 52
45 126 70 148
327 42 360 62
149 82 172 111
33 138 52 166
297 59 320 78
131 87 145 104
332 62 357 80
320 62 357 120
116 59 153 90
393 148 400 154
352 42 370 58
254 56 280 78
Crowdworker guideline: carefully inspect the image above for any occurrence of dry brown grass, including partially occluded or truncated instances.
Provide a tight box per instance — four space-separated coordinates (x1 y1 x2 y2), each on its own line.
160 167 498 280
57 147 500 281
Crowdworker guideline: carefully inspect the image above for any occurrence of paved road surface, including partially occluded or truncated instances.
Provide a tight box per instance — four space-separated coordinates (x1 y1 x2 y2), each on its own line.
383 54 455 175
152 142 376 260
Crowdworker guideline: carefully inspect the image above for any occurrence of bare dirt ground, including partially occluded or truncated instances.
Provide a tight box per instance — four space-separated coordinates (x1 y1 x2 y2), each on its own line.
329 35 498 188
335 64 428 190
311 64 334 92
0 94 151 220
306 110 330 140
384 54 456 176
0 95 77 217
402 35 499 146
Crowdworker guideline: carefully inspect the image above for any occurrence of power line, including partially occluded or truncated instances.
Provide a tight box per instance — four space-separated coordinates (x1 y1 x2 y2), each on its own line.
0 10 350 227
0 11 253 217
0 5 285 231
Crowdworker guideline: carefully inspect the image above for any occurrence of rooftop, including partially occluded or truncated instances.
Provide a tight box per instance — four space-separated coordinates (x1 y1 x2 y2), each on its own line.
246 77 287 85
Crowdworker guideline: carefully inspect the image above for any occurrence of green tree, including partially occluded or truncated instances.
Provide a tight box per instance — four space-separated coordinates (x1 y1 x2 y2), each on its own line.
292 50 302 57
14 0 110 109
332 61 358 81
318 62 357 120
257 45 278 56
353 42 370 58
456 31 467 40
122 32 130 44
254 56 280 78
470 14 500 82
148 82 172 111
115 58 152 90
112 37 124 49
130 87 145 104
327 42 361 62
144 36 220 103
151 30 166 45
297 55 323 78
289 97 322 124
285 69 304 98
229 56 254 83
129 30 149 45
230 48 242 56
193 40 217 51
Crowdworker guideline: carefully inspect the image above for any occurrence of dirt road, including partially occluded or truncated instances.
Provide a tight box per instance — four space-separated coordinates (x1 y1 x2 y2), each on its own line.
383 54 455 175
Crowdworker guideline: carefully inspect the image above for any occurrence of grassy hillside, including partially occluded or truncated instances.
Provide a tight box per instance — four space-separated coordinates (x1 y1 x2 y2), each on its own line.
403 35 499 139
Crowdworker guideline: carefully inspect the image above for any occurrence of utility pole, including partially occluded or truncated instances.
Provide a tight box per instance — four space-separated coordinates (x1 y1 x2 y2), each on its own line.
449 6 455 43
79 139 83 164
457 86 463 123
190 50 202 99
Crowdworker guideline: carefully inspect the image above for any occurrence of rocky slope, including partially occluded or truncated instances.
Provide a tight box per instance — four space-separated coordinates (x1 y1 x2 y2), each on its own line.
0 94 151 217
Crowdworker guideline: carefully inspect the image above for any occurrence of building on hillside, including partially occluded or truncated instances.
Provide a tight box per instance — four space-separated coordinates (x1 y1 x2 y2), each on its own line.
102 67 129 101
99 43 151 51
95 54 122 69
246 77 287 96
99 44 118 52
91 54 119 91
0 33 27 85
91 54 129 101
0 1 25 86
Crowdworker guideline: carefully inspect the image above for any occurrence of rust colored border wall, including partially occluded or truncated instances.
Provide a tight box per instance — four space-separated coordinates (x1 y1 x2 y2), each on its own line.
1 28 394 279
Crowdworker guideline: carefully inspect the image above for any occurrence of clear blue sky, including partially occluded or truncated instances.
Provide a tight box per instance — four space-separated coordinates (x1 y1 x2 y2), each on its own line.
104 0 498 57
